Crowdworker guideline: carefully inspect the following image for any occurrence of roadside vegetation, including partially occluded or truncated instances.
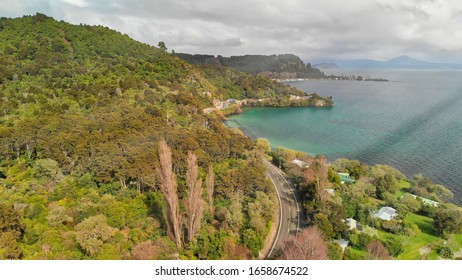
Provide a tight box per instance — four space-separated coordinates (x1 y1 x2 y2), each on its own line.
270 145 462 260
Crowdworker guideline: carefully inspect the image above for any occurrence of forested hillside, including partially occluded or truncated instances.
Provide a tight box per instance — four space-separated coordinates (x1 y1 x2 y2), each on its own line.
176 53 326 79
0 14 284 259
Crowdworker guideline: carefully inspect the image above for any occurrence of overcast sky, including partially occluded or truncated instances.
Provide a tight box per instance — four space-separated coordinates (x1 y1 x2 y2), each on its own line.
2 0 462 63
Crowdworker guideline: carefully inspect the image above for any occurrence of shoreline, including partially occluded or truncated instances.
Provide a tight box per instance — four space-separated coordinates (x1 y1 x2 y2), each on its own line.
224 108 461 206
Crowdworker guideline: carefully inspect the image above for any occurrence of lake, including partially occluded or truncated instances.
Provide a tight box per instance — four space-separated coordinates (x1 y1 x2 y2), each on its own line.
226 69 462 204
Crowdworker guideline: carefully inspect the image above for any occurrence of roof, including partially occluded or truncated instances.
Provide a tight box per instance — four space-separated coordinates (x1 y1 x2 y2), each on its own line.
338 172 355 183
334 239 349 252
325 188 335 195
345 218 357 230
408 194 439 207
291 159 309 168
373 206 397 221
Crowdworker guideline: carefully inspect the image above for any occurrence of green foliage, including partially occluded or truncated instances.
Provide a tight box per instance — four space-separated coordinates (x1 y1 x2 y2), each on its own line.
313 213 334 239
383 237 403 257
375 174 399 199
330 158 368 179
0 14 283 259
198 64 332 106
433 207 462 237
0 231 22 259
177 53 326 79
437 245 454 259
75 214 116 257
327 242 343 260
343 247 366 260
327 168 341 184
242 228 263 258
411 174 454 203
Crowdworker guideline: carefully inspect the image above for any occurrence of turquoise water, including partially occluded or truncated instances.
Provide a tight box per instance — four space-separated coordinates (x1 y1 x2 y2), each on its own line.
226 70 462 204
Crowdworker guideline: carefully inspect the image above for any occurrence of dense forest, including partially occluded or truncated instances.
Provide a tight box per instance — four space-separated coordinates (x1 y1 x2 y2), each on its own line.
0 14 332 259
176 53 326 79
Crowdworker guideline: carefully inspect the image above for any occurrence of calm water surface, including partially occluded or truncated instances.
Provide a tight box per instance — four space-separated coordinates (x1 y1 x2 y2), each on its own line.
227 70 462 204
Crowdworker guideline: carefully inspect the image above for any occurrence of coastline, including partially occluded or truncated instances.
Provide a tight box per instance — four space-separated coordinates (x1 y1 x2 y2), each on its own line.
224 107 461 206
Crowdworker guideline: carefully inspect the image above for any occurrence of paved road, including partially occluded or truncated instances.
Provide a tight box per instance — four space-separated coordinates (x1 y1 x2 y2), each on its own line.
264 159 303 259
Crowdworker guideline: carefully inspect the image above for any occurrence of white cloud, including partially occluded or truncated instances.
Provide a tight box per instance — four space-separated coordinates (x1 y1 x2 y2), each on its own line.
1 0 462 62
60 0 88 8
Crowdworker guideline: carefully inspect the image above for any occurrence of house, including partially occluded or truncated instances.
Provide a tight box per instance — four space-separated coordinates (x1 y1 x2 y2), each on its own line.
291 159 309 168
345 218 357 231
325 188 335 196
334 239 349 252
338 172 355 184
373 206 397 221
406 194 439 207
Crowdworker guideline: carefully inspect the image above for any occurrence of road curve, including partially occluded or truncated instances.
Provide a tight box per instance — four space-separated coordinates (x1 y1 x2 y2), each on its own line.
264 159 303 259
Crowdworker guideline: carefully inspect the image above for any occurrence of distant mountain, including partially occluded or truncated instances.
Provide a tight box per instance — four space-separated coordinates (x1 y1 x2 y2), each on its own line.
316 55 462 69
176 53 325 79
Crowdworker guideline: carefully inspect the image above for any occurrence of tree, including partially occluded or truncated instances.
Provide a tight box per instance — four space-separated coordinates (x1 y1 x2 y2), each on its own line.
433 208 462 237
304 156 329 202
184 152 205 242
157 41 167 51
366 240 391 260
375 174 399 199
0 204 24 238
157 139 182 248
313 213 334 239
75 215 116 257
279 226 329 260
0 232 22 259
206 165 215 215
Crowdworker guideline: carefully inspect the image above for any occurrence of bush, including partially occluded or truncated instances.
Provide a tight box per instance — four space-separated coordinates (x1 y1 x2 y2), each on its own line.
383 237 403 257
437 246 454 259
328 242 343 260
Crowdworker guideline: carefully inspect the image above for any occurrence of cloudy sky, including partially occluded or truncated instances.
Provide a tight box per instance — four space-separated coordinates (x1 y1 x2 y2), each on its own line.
2 0 462 63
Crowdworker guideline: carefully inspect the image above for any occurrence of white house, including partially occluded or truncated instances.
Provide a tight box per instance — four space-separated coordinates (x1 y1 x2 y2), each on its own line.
291 159 309 168
325 188 335 196
373 206 397 221
345 218 357 231
334 239 349 252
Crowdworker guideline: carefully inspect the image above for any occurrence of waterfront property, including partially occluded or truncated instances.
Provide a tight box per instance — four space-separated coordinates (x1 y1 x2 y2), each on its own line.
403 194 439 207
334 239 349 252
345 218 357 231
291 159 310 168
338 172 355 184
373 206 397 221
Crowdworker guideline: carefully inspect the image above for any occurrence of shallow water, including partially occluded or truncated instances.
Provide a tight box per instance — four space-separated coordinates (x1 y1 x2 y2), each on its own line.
227 69 462 204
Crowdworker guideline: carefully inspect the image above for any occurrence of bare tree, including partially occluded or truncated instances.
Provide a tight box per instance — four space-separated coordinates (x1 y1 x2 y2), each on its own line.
206 165 215 215
304 156 329 202
157 139 182 248
184 152 204 242
367 240 391 260
279 226 329 260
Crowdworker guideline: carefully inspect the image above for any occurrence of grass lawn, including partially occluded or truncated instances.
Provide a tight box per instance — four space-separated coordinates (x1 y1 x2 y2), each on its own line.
375 214 442 259
397 214 441 259
395 180 411 198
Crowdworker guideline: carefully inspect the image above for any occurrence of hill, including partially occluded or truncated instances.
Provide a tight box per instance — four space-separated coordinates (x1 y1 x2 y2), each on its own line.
0 14 324 260
319 55 462 69
176 53 326 79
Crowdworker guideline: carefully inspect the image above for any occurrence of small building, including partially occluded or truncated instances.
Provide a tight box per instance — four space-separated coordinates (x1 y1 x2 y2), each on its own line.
408 194 439 207
291 159 309 168
345 218 357 231
334 239 349 252
373 206 397 221
338 172 355 184
325 188 335 196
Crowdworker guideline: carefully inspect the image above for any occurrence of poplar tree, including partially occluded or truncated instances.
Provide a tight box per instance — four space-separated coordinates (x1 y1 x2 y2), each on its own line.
157 139 182 248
